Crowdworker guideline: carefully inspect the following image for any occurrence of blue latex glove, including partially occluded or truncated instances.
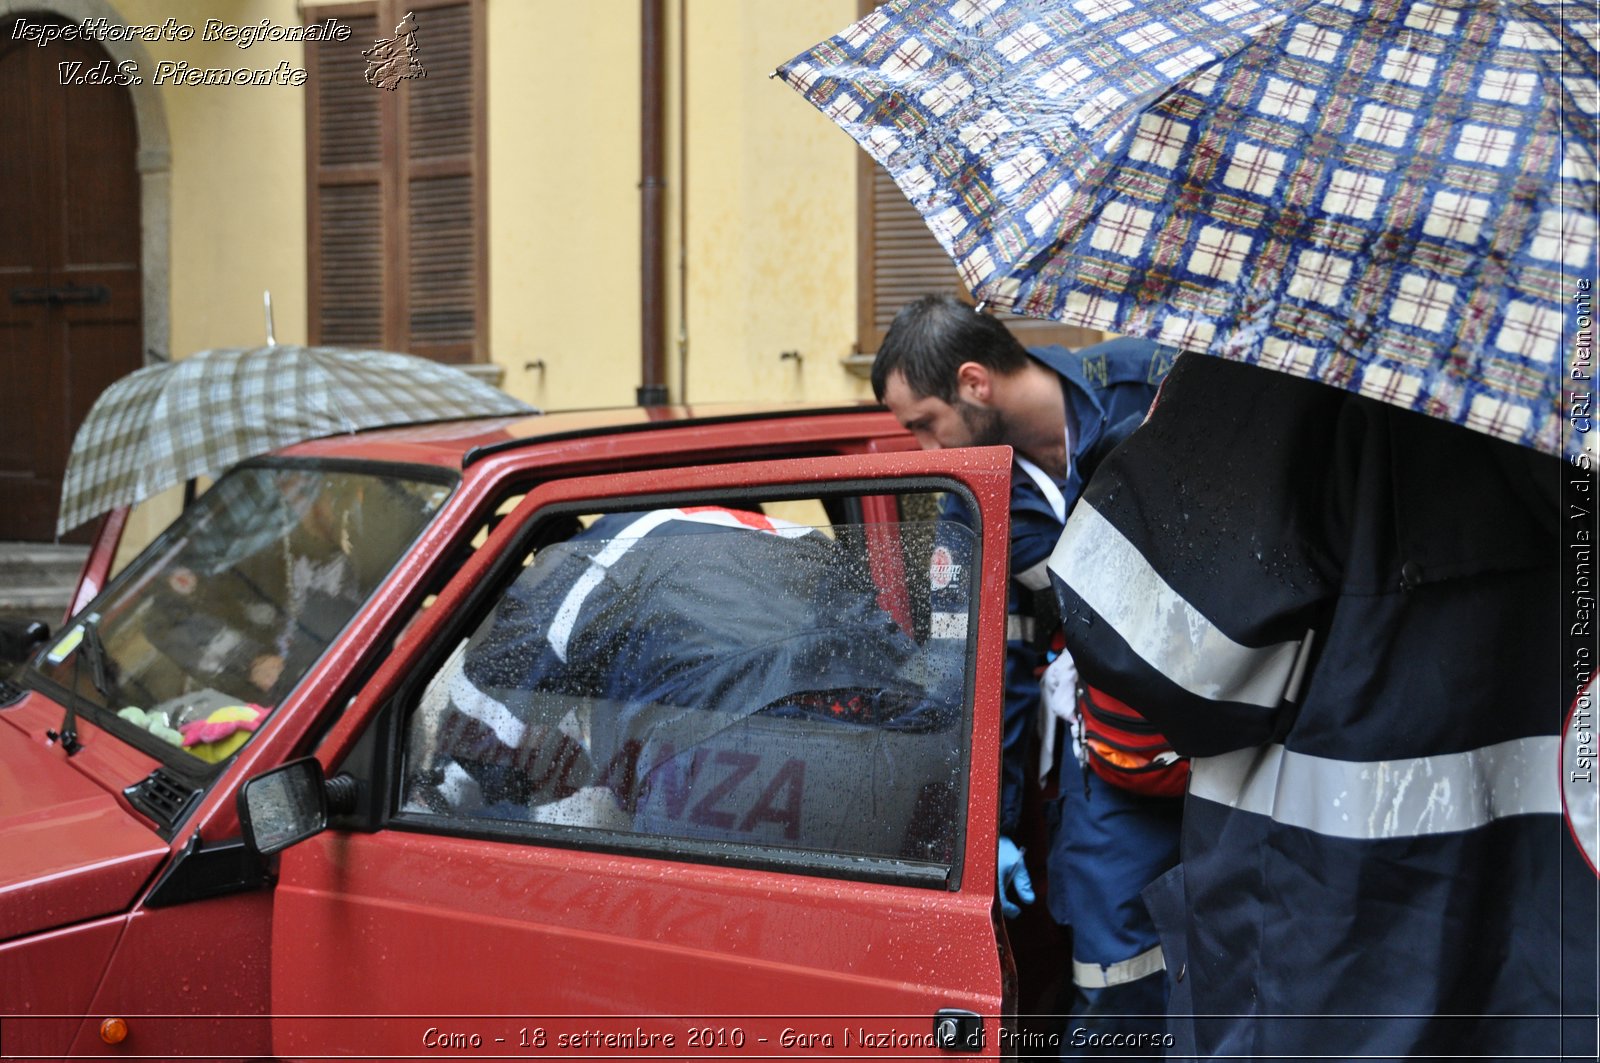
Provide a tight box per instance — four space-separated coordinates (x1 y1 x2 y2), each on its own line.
997 835 1035 918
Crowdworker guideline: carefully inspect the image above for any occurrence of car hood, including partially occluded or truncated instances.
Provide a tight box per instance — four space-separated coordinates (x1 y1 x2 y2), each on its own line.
0 719 169 941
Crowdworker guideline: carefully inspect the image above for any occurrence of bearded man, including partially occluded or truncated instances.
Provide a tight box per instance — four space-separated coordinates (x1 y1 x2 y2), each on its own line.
873 295 1180 1052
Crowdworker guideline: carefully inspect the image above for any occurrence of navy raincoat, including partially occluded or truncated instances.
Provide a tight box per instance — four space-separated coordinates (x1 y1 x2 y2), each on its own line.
1048 354 1597 1059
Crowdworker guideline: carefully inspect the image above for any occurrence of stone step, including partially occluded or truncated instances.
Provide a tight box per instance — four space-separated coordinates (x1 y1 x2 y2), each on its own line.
0 543 89 567
0 543 89 614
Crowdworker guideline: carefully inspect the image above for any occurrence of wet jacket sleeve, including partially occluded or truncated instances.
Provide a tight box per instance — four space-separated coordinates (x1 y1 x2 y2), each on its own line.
1047 355 1345 756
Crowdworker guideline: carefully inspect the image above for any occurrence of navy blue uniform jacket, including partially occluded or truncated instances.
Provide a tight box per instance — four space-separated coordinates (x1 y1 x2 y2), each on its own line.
1048 354 1597 1059
983 338 1170 833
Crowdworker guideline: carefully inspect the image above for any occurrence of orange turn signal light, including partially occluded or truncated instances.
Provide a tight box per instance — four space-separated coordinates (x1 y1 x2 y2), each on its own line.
99 1017 129 1044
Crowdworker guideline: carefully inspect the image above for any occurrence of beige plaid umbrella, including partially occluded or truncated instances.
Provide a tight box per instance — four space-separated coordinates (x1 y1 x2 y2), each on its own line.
58 345 535 534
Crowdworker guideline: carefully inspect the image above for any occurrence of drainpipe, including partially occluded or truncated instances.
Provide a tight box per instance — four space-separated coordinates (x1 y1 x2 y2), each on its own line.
676 0 689 405
638 0 669 407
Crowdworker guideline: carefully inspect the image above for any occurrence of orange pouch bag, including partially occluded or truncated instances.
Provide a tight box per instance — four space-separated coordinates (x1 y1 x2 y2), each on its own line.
1080 684 1189 798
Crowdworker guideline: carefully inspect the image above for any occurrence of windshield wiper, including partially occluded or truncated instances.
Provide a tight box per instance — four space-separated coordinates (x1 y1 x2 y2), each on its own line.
46 615 113 757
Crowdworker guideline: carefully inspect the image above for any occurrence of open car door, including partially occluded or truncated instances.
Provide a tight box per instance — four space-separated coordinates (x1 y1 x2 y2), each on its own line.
263 447 1014 1058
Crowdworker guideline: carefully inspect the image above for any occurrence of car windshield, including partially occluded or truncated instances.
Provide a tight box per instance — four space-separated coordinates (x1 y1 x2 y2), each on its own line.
27 463 451 768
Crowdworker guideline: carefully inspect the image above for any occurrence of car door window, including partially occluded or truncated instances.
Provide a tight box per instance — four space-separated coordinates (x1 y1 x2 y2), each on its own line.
396 492 976 880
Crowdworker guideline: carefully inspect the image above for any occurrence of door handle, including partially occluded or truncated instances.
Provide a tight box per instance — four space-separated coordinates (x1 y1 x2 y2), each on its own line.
50 283 111 305
10 284 111 305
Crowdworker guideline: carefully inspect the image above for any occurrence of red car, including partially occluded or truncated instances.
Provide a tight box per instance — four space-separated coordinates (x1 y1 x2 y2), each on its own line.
0 404 1017 1060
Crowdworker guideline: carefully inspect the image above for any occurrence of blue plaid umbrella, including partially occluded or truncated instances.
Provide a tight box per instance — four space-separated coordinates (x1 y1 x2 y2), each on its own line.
779 0 1597 459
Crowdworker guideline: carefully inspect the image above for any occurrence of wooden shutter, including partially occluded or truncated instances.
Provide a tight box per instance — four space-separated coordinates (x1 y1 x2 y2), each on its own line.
403 0 479 360
306 0 484 361
308 5 383 347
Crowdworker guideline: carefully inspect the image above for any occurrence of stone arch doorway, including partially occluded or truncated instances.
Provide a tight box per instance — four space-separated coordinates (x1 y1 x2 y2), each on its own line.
0 1 168 542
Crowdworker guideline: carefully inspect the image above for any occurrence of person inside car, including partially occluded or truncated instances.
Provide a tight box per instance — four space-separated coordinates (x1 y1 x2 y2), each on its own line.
411 504 967 857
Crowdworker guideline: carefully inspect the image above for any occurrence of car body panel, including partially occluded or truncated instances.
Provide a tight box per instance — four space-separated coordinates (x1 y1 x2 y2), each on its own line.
0 916 123 1055
276 404 894 469
66 891 274 1058
0 713 166 940
274 833 1001 1056
68 507 127 621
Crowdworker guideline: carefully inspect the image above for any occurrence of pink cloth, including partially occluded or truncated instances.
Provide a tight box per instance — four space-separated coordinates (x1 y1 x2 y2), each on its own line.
180 705 266 747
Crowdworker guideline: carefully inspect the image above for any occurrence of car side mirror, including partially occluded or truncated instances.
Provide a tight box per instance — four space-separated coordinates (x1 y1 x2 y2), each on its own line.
239 757 330 856
239 758 364 855
0 618 49 665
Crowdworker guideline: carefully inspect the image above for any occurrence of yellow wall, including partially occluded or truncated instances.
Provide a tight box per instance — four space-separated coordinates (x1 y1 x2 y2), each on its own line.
117 0 308 356
484 0 642 410
674 0 865 405
487 0 866 410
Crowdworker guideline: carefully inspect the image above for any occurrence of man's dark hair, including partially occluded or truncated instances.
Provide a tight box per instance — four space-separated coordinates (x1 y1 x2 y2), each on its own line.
870 294 1031 403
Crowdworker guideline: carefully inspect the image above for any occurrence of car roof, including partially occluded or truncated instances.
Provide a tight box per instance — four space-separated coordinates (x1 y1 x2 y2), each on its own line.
275 401 903 470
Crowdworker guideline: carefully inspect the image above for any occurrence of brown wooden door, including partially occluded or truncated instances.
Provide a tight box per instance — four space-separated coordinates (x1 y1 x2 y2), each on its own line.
0 16 143 542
